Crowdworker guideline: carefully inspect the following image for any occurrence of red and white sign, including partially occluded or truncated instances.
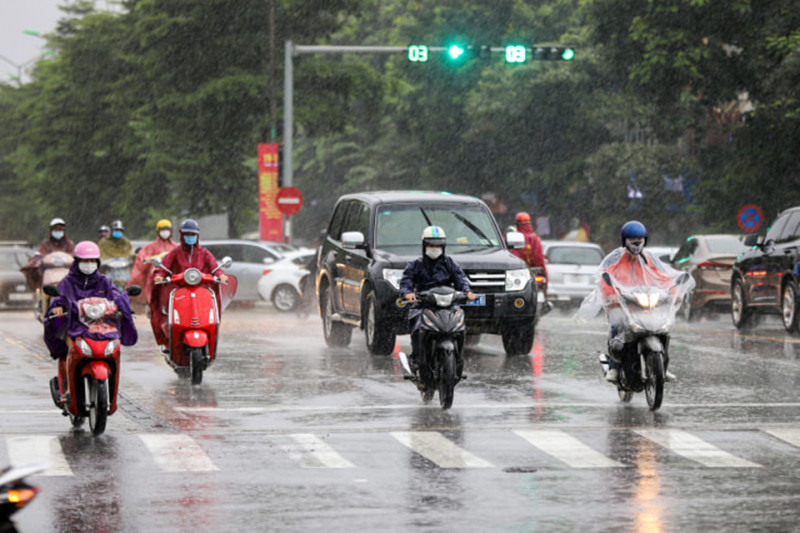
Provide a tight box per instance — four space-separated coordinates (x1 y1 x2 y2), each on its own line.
276 186 304 216
258 143 283 241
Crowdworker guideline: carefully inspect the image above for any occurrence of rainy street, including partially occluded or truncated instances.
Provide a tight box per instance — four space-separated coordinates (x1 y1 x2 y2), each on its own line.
1 306 798 532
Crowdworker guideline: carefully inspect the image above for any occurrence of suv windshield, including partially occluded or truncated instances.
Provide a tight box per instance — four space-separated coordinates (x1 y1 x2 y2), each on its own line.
375 204 502 255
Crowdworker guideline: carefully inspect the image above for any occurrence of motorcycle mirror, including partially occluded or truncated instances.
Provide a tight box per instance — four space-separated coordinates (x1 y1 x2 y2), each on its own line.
43 284 60 297
219 256 233 268
151 257 163 268
601 272 612 286
126 285 142 297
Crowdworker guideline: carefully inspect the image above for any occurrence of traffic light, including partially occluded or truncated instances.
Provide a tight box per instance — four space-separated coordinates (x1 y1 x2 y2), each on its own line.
505 45 527 64
408 45 429 63
446 43 469 62
533 46 576 61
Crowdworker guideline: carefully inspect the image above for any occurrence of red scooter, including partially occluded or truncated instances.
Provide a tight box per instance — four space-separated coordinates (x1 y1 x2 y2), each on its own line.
152 257 235 385
44 285 140 436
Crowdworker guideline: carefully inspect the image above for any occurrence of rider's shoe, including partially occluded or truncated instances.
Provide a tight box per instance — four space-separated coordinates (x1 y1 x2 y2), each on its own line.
605 368 619 383
159 345 170 356
49 377 63 408
665 370 677 382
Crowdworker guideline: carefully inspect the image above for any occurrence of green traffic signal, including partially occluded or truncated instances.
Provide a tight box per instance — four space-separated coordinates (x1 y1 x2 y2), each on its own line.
561 48 575 61
447 44 466 60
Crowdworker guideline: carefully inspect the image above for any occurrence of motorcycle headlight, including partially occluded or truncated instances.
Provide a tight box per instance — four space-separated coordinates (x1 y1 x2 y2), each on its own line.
104 339 120 355
76 338 92 355
383 269 404 290
83 302 107 321
505 268 531 292
184 268 202 286
434 293 454 307
635 293 659 309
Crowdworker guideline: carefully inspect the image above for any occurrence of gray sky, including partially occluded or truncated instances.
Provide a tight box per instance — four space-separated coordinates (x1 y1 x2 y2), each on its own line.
0 0 64 83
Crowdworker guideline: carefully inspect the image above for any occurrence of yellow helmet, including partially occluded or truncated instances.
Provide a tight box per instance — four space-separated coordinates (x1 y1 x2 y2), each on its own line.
156 219 172 230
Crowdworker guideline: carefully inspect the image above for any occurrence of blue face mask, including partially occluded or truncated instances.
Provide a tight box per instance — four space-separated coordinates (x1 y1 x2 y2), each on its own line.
183 235 198 246
111 230 123 239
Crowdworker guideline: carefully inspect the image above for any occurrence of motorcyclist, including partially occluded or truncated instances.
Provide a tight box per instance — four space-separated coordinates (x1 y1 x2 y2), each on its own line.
21 218 75 290
97 225 111 242
43 241 138 401
399 226 476 375
509 212 545 269
590 221 677 383
150 219 228 349
99 220 133 261
127 219 178 304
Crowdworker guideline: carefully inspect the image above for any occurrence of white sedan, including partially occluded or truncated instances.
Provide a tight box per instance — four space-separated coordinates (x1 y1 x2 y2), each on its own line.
256 250 316 312
541 240 605 308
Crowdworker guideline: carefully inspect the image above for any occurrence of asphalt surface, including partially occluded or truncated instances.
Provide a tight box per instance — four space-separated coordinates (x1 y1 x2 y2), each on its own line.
0 304 798 532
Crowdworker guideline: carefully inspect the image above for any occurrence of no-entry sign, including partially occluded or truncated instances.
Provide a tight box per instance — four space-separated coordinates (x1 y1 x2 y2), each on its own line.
737 204 764 233
275 186 304 216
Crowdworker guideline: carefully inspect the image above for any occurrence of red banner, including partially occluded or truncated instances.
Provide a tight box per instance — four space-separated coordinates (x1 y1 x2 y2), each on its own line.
258 143 283 242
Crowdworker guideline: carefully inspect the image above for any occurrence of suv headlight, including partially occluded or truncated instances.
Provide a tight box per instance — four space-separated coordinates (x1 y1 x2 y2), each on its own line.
383 269 405 290
505 268 531 292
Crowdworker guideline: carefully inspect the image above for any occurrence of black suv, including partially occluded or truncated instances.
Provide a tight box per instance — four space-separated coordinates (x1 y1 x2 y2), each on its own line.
731 206 800 331
316 191 537 355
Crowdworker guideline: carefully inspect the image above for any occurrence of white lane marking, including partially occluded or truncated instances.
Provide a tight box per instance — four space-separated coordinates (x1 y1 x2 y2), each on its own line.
5 435 73 476
391 431 493 469
513 429 624 468
633 429 761 468
138 434 218 472
762 428 800 448
174 402 800 414
275 434 355 469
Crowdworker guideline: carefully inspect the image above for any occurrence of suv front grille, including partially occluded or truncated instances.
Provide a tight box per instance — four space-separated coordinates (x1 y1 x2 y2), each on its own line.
466 271 505 293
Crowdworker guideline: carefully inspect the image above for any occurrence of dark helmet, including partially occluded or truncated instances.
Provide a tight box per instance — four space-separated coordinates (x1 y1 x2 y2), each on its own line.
180 219 200 234
620 220 648 247
110 220 124 231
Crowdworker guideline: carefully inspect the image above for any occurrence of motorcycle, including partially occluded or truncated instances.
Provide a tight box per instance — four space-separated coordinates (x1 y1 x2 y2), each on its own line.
598 271 691 410
33 252 74 323
532 266 552 320
100 256 133 291
0 463 45 525
151 256 235 385
44 284 141 436
398 286 469 410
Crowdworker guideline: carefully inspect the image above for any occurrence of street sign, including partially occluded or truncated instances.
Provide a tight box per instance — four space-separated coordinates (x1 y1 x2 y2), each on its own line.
737 204 764 233
275 186 303 216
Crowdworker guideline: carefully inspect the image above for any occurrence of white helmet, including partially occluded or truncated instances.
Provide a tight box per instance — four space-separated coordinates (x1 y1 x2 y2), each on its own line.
49 217 66 227
422 226 446 244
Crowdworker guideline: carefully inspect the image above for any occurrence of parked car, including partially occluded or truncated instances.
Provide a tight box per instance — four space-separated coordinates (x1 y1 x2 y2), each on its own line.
731 206 800 331
671 234 747 320
203 240 285 301
541 240 605 309
257 249 317 312
0 246 35 308
316 191 537 356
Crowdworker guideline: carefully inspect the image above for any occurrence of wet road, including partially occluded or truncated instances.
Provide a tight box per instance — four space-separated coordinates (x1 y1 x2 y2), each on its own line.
1 305 798 532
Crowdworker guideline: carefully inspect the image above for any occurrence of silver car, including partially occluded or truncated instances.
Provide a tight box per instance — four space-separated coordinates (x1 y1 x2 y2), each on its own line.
203 240 287 301
541 240 605 308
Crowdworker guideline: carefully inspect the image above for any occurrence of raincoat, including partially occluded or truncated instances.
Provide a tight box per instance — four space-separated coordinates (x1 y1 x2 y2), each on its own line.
127 237 178 304
399 254 470 333
37 236 75 256
510 221 545 268
20 236 75 290
43 262 138 359
98 236 133 261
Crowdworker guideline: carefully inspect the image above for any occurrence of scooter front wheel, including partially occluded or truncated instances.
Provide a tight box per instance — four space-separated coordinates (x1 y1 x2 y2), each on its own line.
644 351 665 410
438 349 457 410
87 377 108 436
190 347 204 385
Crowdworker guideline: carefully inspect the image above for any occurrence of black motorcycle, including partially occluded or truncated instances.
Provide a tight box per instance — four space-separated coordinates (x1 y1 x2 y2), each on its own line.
399 286 469 410
0 463 44 526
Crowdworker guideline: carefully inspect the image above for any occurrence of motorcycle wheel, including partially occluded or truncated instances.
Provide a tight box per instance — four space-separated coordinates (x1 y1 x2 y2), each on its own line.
190 347 204 386
618 388 633 403
644 352 665 410
438 349 457 410
87 377 108 436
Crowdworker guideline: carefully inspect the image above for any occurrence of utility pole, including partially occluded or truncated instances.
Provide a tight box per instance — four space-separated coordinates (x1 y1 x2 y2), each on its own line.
268 0 277 140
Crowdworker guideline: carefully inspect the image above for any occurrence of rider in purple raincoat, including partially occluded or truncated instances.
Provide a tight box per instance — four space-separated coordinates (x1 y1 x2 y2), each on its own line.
44 241 137 361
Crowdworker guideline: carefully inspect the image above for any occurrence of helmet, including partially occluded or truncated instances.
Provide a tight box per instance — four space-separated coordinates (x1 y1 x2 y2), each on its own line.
620 220 648 247
74 241 101 260
515 212 531 224
110 220 124 231
49 217 66 227
156 219 172 230
98 225 110 233
421 226 446 245
180 219 200 234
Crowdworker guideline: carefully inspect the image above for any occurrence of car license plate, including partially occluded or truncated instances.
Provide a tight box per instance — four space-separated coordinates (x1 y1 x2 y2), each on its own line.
9 292 33 301
466 294 485 306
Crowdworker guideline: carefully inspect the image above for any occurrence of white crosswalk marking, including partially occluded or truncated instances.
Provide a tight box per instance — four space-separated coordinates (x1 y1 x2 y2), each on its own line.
513 429 624 468
5 435 73 476
762 428 800 448
633 429 761 468
138 434 218 472
275 433 355 469
391 431 493 469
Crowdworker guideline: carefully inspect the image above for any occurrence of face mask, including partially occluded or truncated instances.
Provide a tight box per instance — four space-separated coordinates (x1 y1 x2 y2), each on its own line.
183 235 198 246
159 230 171 240
625 239 645 255
79 261 98 275
112 230 123 239
426 247 443 260
51 230 64 240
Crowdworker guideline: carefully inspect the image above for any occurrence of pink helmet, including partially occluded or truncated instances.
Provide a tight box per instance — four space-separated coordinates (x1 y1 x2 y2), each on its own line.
74 241 101 260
